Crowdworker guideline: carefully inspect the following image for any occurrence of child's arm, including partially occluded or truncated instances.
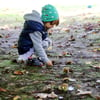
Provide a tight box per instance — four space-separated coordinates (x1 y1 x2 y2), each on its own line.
29 32 53 66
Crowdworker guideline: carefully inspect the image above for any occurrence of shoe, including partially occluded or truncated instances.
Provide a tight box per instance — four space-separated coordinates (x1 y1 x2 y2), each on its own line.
17 58 27 64
26 57 43 67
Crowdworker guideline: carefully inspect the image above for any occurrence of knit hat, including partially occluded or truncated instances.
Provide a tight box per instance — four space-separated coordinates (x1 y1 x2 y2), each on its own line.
41 4 59 22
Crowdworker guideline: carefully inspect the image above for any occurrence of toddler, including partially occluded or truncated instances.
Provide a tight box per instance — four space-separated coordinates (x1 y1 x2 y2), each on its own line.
17 4 59 66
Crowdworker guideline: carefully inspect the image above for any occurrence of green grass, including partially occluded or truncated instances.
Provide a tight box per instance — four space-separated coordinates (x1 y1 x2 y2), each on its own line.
56 4 99 11
0 6 100 99
0 13 23 27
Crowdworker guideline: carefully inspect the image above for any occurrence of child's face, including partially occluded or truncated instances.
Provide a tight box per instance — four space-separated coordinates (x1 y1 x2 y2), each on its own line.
44 22 55 30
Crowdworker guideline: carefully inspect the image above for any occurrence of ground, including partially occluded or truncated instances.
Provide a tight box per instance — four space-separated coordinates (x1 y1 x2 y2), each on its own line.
0 9 100 100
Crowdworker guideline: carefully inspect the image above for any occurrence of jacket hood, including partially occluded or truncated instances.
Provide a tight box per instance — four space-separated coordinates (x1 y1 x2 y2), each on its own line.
24 10 43 25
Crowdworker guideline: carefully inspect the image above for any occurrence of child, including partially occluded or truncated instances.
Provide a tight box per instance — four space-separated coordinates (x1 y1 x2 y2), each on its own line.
17 4 59 67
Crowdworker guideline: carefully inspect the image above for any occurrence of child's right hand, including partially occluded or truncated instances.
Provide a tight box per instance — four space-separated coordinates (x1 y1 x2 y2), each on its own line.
46 60 53 66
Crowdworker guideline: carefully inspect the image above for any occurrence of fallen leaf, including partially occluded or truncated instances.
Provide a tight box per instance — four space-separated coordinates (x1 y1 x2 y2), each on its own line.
68 78 76 82
76 84 82 89
13 70 24 75
13 96 21 100
10 75 16 78
63 67 70 73
35 92 58 99
76 89 92 95
43 84 53 91
69 35 75 41
92 65 100 69
58 83 68 91
65 61 73 65
62 51 71 57
63 77 69 81
61 28 70 32
11 44 18 48
48 29 53 35
63 67 73 73
0 87 7 92
82 35 87 38
63 77 76 82
65 28 70 32
83 23 94 31
36 93 48 99
57 45 64 48
0 34 3 38
92 32 97 34
62 51 67 56
92 48 100 52
95 96 100 100
58 53 63 58
85 61 92 64
48 92 58 98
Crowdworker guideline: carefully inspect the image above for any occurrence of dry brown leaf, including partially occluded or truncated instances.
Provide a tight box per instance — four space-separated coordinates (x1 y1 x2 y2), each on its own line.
85 61 92 64
61 28 70 32
13 96 21 100
36 93 48 99
77 89 92 95
92 65 100 69
58 53 63 58
63 77 76 82
76 84 82 89
0 34 3 38
43 84 53 91
0 87 7 92
13 70 24 75
58 83 68 91
69 35 75 41
92 48 100 52
65 61 73 65
57 45 63 48
0 25 9 30
48 92 58 98
63 67 70 73
62 51 67 56
95 96 100 100
11 45 18 48
35 92 58 99
92 32 97 34
63 77 69 81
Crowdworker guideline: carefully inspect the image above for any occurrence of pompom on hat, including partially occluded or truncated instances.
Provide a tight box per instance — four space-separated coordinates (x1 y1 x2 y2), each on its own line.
41 4 59 22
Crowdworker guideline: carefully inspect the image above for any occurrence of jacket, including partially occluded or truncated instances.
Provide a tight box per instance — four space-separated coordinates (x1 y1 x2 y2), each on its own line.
18 10 49 63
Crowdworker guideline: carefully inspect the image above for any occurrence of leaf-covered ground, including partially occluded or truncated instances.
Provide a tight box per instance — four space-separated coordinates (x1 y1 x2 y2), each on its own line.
0 11 100 100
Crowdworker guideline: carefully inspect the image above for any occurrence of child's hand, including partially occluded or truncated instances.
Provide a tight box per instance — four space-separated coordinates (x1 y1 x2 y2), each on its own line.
46 60 53 66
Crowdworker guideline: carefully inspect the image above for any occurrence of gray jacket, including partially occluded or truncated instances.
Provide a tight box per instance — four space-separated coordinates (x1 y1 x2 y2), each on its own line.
24 10 50 63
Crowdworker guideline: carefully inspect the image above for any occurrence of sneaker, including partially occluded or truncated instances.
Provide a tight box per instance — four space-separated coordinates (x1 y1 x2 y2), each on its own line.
17 58 27 64
26 57 43 67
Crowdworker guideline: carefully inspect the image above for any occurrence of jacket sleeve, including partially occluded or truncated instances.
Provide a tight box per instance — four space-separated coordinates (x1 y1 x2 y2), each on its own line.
29 32 50 63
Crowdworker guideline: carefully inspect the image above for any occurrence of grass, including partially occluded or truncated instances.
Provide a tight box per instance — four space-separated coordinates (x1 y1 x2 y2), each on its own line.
0 4 100 27
0 6 100 100
0 13 23 27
